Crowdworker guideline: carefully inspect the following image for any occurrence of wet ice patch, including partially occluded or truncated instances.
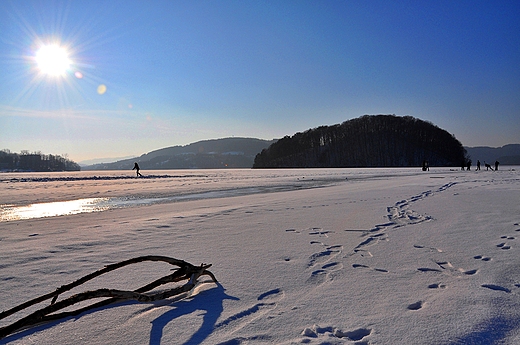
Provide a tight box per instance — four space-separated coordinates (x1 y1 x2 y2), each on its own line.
0 198 110 221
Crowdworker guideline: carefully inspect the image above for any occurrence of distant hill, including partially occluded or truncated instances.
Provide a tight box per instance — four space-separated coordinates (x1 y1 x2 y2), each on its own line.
253 115 467 168
82 137 276 170
78 155 137 167
465 144 520 165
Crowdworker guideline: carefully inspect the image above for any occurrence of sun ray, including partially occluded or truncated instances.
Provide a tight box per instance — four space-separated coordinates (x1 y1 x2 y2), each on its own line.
2 2 138 113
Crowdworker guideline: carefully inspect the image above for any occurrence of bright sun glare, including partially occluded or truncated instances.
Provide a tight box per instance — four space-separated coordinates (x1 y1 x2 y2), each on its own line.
35 44 71 76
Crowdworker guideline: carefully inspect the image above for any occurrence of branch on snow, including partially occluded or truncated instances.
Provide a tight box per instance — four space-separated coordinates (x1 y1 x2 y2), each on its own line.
0 255 218 339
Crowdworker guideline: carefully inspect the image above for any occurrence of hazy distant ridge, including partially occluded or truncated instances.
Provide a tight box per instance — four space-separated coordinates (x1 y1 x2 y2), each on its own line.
82 137 276 170
465 144 520 165
78 156 137 166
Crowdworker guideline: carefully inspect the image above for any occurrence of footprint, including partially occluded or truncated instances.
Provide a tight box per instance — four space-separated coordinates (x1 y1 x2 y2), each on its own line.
322 262 340 270
308 228 333 237
355 233 388 250
353 249 373 257
407 301 423 310
474 255 492 262
417 267 442 272
328 245 343 250
257 288 283 302
428 283 446 289
497 243 511 250
215 288 284 329
371 222 394 231
385 190 437 229
301 324 372 342
307 245 343 268
435 261 453 269
308 262 343 284
353 263 388 273
307 270 327 284
463 269 478 275
337 327 372 341
481 284 511 293
414 244 443 252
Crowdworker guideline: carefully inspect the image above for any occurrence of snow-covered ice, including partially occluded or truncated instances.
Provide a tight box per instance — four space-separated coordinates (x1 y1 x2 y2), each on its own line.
1 167 519 344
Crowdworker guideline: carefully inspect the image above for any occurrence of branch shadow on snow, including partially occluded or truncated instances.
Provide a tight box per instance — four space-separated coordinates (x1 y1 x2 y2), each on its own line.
149 283 238 345
445 316 519 345
0 283 238 345
0 299 139 344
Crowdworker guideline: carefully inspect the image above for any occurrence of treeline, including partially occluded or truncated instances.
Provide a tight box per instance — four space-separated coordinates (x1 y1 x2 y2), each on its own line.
0 150 80 172
253 115 467 168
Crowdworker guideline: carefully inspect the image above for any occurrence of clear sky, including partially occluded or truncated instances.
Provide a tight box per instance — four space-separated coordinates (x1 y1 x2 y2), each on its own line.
1 0 519 162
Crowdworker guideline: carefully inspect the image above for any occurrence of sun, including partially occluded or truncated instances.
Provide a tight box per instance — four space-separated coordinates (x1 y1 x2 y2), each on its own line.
35 44 71 77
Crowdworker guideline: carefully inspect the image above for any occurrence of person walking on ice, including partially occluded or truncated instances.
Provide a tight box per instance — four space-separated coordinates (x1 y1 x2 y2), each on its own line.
132 162 143 177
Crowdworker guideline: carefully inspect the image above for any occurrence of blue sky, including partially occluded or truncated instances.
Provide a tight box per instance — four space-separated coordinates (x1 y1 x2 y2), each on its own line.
1 0 519 162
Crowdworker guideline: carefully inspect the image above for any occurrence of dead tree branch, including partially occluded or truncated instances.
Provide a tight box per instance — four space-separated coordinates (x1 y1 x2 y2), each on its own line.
0 255 217 339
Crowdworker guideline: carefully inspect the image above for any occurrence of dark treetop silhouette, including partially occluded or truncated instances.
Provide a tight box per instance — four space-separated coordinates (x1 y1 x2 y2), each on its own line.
253 115 467 168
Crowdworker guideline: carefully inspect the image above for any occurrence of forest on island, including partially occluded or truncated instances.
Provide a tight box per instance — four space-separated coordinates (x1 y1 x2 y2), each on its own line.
253 115 467 168
0 150 80 172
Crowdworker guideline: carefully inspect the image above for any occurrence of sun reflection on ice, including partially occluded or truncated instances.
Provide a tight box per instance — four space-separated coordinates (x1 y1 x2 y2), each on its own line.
0 198 110 221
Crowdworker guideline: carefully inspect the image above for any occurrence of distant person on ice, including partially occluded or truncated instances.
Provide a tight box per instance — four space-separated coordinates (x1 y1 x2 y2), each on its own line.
495 161 499 171
476 160 481 171
132 162 143 177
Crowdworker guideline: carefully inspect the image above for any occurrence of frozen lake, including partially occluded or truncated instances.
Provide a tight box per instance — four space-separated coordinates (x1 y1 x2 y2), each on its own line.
1 166 520 344
0 167 511 221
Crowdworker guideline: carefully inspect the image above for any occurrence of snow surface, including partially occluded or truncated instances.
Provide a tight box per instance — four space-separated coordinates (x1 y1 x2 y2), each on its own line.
1 167 519 344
